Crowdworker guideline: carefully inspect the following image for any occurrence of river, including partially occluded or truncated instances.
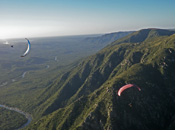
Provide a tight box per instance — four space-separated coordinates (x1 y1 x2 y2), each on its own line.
0 104 32 130
46 65 50 69
55 56 58 61
22 72 27 78
0 82 8 87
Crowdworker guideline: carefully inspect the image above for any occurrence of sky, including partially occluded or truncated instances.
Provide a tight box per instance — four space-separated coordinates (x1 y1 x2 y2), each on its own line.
0 0 175 39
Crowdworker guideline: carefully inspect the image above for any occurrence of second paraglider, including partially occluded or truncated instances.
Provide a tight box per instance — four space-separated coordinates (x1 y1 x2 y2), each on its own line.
21 38 31 57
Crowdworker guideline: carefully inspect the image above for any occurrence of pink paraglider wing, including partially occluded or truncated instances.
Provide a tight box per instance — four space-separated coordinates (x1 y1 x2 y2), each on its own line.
118 84 141 96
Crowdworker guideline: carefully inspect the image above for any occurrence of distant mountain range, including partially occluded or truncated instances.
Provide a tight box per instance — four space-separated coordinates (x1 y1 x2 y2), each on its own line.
27 28 175 130
81 31 134 50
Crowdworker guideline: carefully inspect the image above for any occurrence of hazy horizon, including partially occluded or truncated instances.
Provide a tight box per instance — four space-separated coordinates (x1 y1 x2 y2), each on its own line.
0 0 175 39
0 27 175 40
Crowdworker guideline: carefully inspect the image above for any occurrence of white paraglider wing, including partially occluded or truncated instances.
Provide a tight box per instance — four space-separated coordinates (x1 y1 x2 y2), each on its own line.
21 38 31 57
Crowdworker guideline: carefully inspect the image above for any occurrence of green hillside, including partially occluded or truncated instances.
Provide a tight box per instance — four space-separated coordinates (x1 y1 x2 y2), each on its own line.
0 107 27 130
27 29 175 130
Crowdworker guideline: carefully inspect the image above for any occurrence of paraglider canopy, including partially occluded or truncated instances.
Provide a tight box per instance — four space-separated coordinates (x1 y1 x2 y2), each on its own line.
21 38 31 57
118 84 141 96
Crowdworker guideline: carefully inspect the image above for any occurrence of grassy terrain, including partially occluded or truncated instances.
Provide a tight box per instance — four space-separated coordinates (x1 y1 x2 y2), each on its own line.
0 29 175 129
25 29 175 129
0 107 27 130
0 32 132 129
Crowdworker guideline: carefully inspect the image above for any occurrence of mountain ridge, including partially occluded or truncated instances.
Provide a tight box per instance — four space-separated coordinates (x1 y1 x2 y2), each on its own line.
82 31 134 50
27 29 175 129
110 28 175 45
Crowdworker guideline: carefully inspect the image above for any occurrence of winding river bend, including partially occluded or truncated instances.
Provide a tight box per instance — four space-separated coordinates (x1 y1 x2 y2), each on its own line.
22 71 27 78
0 104 32 130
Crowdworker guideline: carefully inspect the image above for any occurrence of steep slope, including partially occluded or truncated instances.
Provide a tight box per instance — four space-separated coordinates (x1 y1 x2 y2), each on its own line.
27 29 175 129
